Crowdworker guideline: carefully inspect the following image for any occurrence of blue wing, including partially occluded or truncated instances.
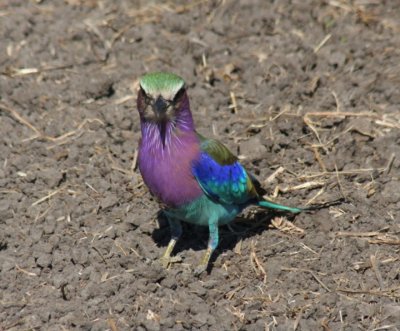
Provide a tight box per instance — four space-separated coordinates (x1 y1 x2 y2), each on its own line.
192 134 258 205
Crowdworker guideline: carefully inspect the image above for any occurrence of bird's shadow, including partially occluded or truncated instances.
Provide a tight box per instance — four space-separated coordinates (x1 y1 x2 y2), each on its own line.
151 209 297 274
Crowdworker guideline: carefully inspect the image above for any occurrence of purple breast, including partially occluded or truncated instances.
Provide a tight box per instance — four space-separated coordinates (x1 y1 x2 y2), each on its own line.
138 129 203 208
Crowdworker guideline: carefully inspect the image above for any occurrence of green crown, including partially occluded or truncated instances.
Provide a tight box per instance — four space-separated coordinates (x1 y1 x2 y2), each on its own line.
139 72 185 100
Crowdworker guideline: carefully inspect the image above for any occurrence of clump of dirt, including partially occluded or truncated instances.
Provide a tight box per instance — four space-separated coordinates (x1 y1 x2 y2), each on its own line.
1 1 400 330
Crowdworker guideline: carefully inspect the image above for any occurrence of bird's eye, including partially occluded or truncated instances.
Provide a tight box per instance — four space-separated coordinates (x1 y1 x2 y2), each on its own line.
173 87 185 104
140 86 152 104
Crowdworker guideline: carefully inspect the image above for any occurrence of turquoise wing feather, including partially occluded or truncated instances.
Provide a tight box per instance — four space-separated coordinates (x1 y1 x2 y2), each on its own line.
192 134 258 205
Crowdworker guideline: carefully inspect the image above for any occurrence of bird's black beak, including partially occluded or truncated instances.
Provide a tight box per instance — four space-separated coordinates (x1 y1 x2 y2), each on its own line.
152 96 168 119
152 96 168 147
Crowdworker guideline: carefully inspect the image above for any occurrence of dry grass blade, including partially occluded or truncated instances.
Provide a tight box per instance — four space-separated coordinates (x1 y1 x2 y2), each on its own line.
172 0 209 14
4 64 75 77
305 111 381 120
233 239 242 255
115 241 128 256
328 206 345 218
264 166 285 184
371 325 397 331
271 180 325 198
305 187 325 206
375 119 400 129
132 148 139 172
146 309 161 322
92 246 108 264
229 91 238 113
108 152 134 177
224 286 246 301
31 188 64 207
385 153 396 175
337 288 400 299
335 163 347 200
8 67 39 76
107 318 119 331
370 255 385 290
298 166 388 180
321 318 333 331
369 237 400 245
46 118 105 144
303 111 383 151
0 102 42 137
226 306 245 323
293 308 303 331
314 34 332 53
250 241 267 283
336 231 381 238
101 272 119 282
114 95 135 105
280 180 325 192
353 257 398 272
312 146 327 171
1 101 105 144
15 265 38 277
270 217 305 236
282 267 331 292
269 105 290 121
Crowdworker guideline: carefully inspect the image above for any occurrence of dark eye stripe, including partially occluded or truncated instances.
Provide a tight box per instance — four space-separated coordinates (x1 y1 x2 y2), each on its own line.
173 87 185 103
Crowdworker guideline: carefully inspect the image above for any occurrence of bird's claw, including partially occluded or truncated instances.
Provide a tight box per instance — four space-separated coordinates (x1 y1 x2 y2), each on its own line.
159 256 170 268
193 247 212 276
193 263 207 276
159 255 182 269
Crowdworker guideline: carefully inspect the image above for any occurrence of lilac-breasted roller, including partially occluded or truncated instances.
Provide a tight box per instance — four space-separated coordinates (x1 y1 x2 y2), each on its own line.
137 72 303 275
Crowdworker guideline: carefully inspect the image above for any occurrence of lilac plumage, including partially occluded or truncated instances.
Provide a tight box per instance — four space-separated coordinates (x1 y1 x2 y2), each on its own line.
136 72 302 274
138 120 203 207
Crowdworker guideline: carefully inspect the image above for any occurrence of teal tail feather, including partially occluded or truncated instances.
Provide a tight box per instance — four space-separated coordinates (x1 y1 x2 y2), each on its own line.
258 200 302 213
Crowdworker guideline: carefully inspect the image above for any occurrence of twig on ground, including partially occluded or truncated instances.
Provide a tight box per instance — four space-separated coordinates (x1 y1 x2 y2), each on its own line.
0 102 42 138
271 180 325 198
281 267 331 292
370 255 385 290
15 265 38 277
31 188 64 207
335 163 347 201
107 318 119 331
305 187 325 206
369 237 400 245
312 146 327 172
337 287 400 299
336 230 388 238
250 241 267 283
270 217 305 236
229 91 238 113
264 166 285 184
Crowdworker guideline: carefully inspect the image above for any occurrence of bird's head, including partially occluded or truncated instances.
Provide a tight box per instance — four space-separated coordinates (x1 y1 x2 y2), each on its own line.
137 72 188 124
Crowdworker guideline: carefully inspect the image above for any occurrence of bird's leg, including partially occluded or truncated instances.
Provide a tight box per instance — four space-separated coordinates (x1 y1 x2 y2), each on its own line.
194 219 219 276
160 217 182 268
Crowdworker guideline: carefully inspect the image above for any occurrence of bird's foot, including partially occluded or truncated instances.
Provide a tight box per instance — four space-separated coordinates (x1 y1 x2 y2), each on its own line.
159 255 182 269
193 263 207 276
158 238 180 269
193 247 213 276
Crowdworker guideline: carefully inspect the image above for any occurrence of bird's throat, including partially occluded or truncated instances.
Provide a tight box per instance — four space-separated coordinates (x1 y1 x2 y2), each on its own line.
158 120 167 148
141 103 196 152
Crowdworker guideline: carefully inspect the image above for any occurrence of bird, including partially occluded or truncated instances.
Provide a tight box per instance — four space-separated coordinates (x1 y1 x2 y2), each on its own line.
136 72 303 275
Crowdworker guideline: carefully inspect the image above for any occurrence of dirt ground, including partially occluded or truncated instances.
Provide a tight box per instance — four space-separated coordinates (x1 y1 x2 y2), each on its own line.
1 0 400 330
